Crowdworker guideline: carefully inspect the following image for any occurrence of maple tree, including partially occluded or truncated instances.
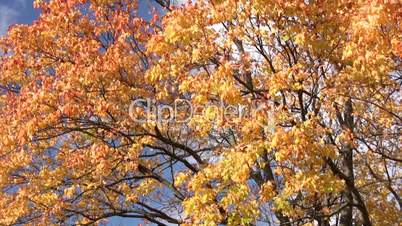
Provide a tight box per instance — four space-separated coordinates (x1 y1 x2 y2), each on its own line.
0 0 401 225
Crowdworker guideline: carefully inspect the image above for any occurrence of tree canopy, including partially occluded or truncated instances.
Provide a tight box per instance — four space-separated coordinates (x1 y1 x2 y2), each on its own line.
0 0 401 225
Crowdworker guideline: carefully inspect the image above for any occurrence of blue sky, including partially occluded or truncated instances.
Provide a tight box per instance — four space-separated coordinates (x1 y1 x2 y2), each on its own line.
0 0 162 36
0 0 40 35
0 0 162 225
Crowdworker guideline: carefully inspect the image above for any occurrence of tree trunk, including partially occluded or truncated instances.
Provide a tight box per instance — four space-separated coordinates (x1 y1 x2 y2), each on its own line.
339 144 354 226
339 99 355 226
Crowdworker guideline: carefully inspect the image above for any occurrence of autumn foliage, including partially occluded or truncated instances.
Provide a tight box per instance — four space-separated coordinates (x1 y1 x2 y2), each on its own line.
0 0 401 225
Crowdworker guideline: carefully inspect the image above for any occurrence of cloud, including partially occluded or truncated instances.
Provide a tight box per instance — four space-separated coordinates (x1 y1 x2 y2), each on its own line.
0 5 19 36
15 0 28 9
0 0 28 37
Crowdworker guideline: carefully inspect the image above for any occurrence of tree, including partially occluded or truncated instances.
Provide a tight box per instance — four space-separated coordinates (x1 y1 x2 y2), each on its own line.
0 0 400 225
